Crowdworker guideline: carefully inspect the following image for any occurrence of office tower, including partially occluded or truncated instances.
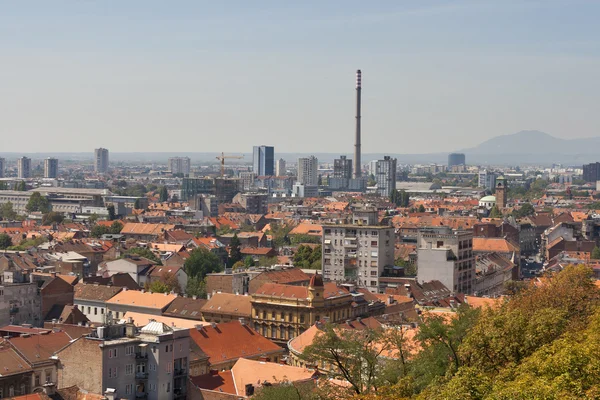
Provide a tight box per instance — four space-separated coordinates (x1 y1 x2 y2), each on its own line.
94 148 109 173
583 162 600 183
0 158 4 178
478 170 497 191
169 157 191 175
321 208 395 293
333 155 353 179
275 158 286 177
297 156 318 186
252 145 275 176
353 70 362 179
17 157 31 179
44 157 59 178
448 153 466 167
417 227 475 294
375 156 397 197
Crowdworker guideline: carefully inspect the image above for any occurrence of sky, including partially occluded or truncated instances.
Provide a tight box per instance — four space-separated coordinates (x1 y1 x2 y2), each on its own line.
1 0 600 154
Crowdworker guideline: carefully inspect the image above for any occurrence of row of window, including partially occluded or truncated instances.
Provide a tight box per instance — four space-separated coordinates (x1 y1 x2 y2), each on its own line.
0 384 26 398
324 229 380 236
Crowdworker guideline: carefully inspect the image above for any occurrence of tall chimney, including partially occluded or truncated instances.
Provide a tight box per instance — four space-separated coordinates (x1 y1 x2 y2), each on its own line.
353 69 362 179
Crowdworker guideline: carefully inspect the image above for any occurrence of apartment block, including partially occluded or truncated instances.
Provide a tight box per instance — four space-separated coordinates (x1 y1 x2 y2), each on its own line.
416 227 475 294
17 157 31 179
44 158 59 179
94 148 109 173
297 156 318 186
375 156 397 197
168 157 191 176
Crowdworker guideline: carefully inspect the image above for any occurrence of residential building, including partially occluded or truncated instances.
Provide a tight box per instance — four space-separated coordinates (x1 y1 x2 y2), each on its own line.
17 157 31 179
416 227 475 294
321 209 395 293
297 156 318 186
44 158 58 179
205 271 253 296
188 320 284 373
106 290 178 320
214 178 242 204
94 148 109 173
583 162 600 183
40 276 75 321
232 192 268 214
474 253 515 296
375 156 396 197
99 256 158 287
0 347 32 398
448 153 466 167
168 157 191 176
74 283 123 324
478 169 497 191
251 275 355 344
247 268 311 294
0 158 4 178
238 171 256 191
275 158 286 177
201 293 252 323
292 183 318 198
0 282 41 327
56 321 190 400
119 223 176 242
334 155 353 180
252 145 275 176
162 297 207 321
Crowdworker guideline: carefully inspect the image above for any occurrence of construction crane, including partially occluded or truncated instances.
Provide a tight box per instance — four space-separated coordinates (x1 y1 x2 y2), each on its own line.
216 152 244 177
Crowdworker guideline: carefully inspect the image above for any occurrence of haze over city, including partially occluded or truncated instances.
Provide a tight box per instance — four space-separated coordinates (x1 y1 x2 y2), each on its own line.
2 0 600 153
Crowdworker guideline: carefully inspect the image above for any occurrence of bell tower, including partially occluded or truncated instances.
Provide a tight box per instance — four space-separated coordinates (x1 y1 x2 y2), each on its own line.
496 176 507 208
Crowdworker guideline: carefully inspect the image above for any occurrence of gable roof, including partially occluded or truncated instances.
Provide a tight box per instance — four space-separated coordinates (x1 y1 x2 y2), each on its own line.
189 321 282 366
163 297 208 320
74 283 123 302
120 223 176 236
190 370 236 395
8 331 72 365
0 346 33 376
472 237 520 253
254 282 349 300
201 293 252 317
230 358 316 395
253 268 311 285
106 290 177 310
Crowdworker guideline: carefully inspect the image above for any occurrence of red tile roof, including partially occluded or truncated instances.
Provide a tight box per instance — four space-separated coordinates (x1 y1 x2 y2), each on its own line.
0 346 32 376
8 331 72 364
191 370 236 395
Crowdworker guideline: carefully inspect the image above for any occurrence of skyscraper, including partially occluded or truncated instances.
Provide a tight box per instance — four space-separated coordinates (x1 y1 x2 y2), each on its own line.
168 157 191 175
0 158 5 179
17 157 31 179
375 156 397 197
448 153 466 167
252 146 274 176
275 158 286 177
44 158 59 178
297 156 318 186
333 155 353 179
94 148 109 173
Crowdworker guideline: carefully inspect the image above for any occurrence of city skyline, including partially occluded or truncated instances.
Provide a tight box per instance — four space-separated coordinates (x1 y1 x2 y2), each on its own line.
2 1 600 153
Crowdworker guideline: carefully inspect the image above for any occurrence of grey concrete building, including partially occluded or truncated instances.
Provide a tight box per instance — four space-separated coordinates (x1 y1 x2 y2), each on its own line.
375 156 397 197
44 158 59 179
0 158 5 178
297 156 318 186
417 227 475 294
0 282 41 327
17 157 31 179
168 157 191 176
275 158 286 177
94 148 109 173
321 210 395 293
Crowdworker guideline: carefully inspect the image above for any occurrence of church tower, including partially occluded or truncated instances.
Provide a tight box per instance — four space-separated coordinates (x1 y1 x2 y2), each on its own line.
496 176 507 208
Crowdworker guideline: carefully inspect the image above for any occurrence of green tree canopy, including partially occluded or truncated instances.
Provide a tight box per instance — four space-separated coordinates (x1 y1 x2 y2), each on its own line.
109 220 123 234
229 233 242 266
184 247 223 280
91 225 110 238
592 246 600 260
159 186 169 202
26 192 50 213
185 276 207 298
42 211 64 225
0 233 13 249
0 202 17 220
107 204 116 221
513 202 535 218
488 205 503 218
293 244 322 269
418 204 426 213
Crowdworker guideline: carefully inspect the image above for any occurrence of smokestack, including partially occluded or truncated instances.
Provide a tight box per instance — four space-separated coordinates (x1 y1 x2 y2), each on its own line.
353 69 362 179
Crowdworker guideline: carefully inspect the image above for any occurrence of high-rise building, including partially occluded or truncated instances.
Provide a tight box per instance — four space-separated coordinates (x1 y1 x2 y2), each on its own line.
0 158 5 178
297 156 318 186
44 157 59 178
478 170 497 191
94 148 109 173
583 162 600 183
375 156 397 197
448 153 466 167
169 157 191 175
17 157 31 179
275 158 286 177
253 146 275 176
321 209 395 293
417 227 475 294
333 155 353 179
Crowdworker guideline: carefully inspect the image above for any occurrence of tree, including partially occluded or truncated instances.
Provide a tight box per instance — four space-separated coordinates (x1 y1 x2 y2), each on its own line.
216 224 233 236
133 198 142 210
185 276 207 298
395 258 416 276
145 271 181 294
253 383 317 400
91 225 110 238
0 202 17 220
171 194 179 203
418 204 426 213
244 256 255 267
229 233 242 266
489 205 503 218
269 222 292 248
257 256 279 267
42 211 64 225
0 233 13 249
293 244 322 269
184 247 223 280
26 192 50 213
591 246 600 260
159 186 169 202
513 203 535 218
107 205 116 221
88 213 99 223
14 181 26 191
109 221 123 234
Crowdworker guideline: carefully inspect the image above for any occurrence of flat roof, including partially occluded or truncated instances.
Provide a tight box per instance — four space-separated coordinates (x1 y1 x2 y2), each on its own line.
30 187 111 195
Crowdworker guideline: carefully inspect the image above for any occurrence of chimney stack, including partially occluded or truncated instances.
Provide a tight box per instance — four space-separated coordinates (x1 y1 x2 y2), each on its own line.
353 69 362 179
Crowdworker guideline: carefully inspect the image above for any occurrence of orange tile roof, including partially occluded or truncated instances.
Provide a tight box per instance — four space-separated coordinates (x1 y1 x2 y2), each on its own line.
123 311 209 329
231 358 316 395
8 331 71 364
289 223 323 236
120 223 176 235
254 282 349 300
202 293 252 317
191 370 236 395
0 346 32 376
189 321 282 366
472 237 520 253
464 296 503 309
106 290 177 310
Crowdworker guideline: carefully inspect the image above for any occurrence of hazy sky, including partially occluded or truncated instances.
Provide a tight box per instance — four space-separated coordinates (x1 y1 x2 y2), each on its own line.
2 0 599 154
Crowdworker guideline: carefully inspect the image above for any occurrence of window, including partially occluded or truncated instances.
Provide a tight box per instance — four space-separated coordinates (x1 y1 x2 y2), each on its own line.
125 384 133 395
35 373 40 387
370 281 377 286
280 326 285 339
94 307 97 315
165 345 169 353
179 343 182 352
0 388 3 398
20 385 25 395
87 306 91 314
166 383 171 393
371 241 378 247
8 386 14 397
126 364 134 375
167 362 172 373
299 314 305 323
262 325 266 336
169 344 173 352
370 271 377 276
262 310 266 319
126 345 134 355
45 369 53 383
101 308 104 314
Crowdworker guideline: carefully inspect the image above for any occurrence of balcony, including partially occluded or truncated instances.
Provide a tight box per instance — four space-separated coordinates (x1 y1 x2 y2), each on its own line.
135 352 148 360
135 372 148 380
174 369 187 377
135 393 147 399
9 306 19 314
343 240 358 248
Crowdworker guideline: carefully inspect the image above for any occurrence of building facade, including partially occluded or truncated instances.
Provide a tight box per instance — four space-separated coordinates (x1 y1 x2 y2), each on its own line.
416 227 475 294
94 148 110 173
448 153 466 167
297 156 318 186
333 156 353 180
321 210 395 293
44 158 59 179
583 162 600 183
0 158 5 178
495 176 508 208
375 156 396 197
478 169 497 191
168 157 191 176
17 157 31 179
275 158 286 177
252 146 274 176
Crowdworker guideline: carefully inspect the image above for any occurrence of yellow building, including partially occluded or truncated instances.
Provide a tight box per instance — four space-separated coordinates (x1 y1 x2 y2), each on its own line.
251 275 354 344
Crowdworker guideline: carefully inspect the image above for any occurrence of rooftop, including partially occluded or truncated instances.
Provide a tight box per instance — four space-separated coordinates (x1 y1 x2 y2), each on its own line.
106 290 177 310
